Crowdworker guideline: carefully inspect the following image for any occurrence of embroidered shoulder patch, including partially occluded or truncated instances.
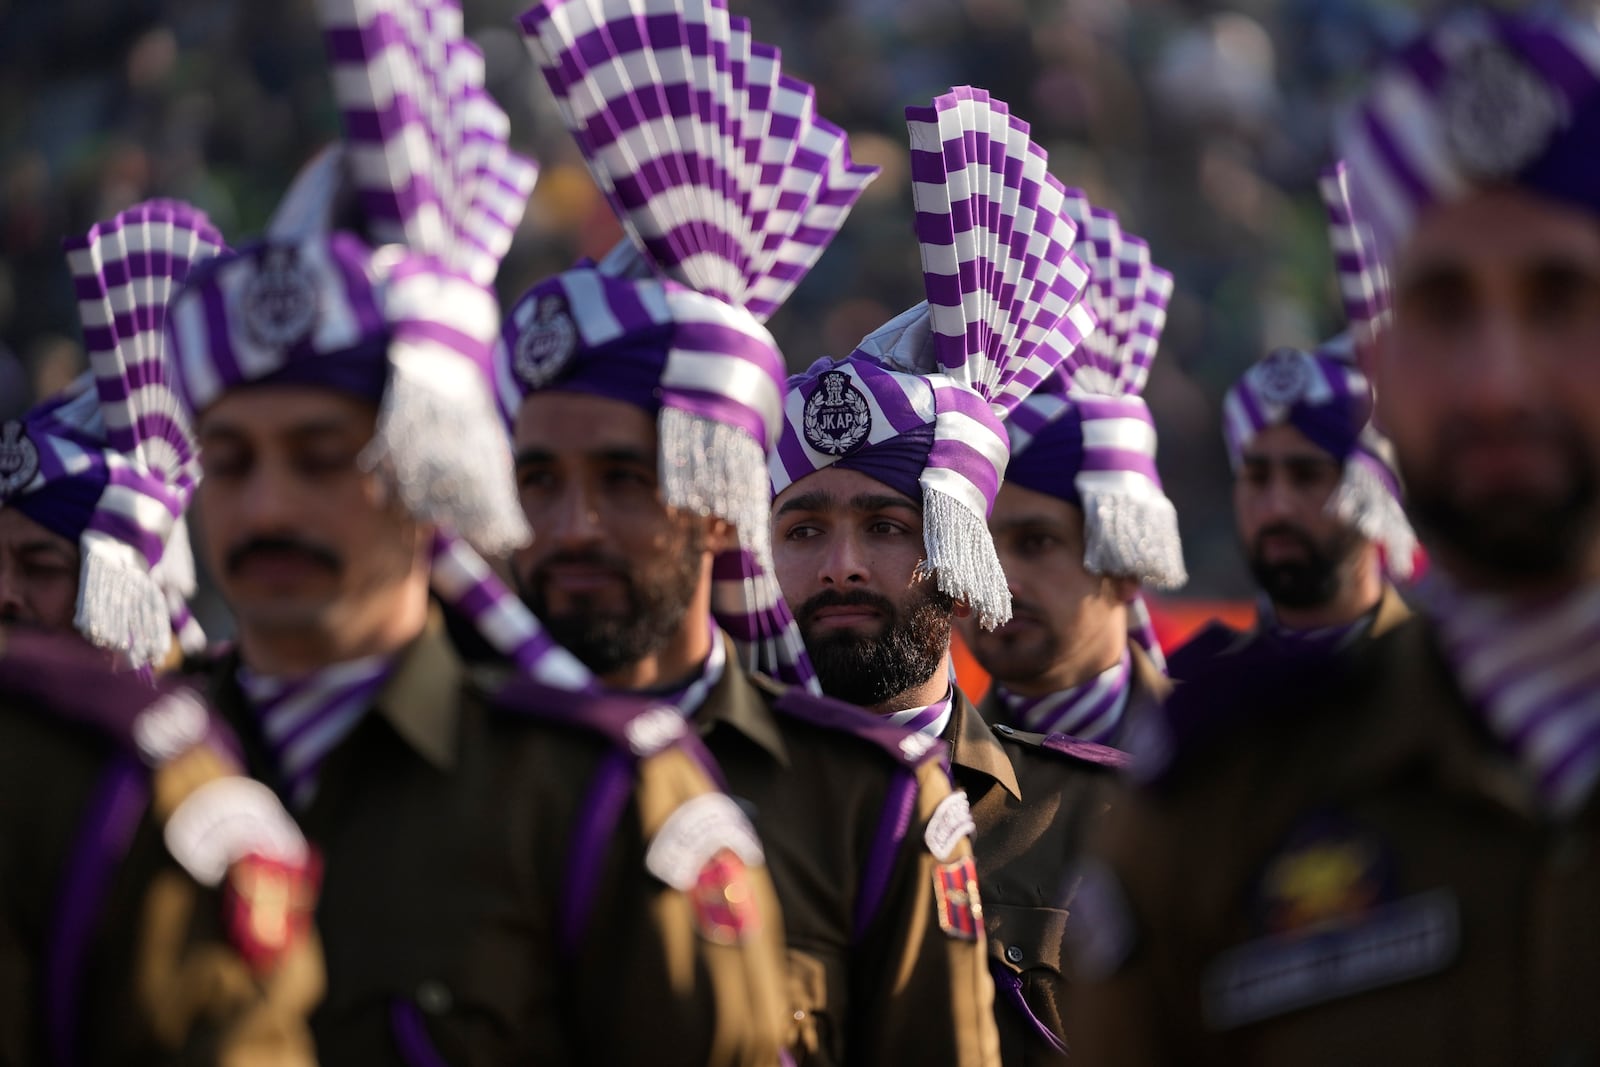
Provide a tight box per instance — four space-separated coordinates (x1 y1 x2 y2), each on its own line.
645 793 765 891
933 855 983 940
1202 889 1460 1030
924 789 975 861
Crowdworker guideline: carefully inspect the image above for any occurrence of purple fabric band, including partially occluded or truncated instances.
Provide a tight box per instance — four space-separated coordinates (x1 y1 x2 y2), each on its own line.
853 769 920 943
389 999 453 1067
1004 410 1084 504
9 469 106 548
831 421 935 503
48 756 148 1067
991 959 1070 1055
560 748 635 959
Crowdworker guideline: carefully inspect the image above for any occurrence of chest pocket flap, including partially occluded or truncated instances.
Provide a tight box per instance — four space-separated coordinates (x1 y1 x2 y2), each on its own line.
986 903 1069 975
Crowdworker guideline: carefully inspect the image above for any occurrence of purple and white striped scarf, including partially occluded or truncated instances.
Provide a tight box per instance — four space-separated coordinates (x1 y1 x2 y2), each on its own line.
1337 10 1600 275
888 687 955 741
773 87 1094 632
501 0 878 691
0 201 224 667
655 621 727 721
993 650 1131 744
1259 599 1376 657
1423 579 1600 817
239 654 393 810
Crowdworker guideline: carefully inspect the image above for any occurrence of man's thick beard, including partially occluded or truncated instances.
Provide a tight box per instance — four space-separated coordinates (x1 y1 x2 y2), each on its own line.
1404 452 1600 587
519 529 704 678
798 583 954 711
1247 522 1363 610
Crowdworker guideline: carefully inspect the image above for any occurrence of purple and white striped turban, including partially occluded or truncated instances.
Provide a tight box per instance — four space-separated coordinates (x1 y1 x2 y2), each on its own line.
1002 197 1186 591
1220 158 1417 580
165 0 593 690
0 201 224 668
1223 336 1417 579
772 87 1095 631
1337 9 1600 270
497 0 878 690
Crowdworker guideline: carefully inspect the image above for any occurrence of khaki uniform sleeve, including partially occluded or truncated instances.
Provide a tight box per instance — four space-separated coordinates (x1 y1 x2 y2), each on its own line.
565 745 789 1067
1062 779 1203 1067
850 761 1002 1067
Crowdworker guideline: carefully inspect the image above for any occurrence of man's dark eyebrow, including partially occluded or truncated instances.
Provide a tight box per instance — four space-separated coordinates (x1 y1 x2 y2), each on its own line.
774 489 835 519
1240 451 1337 468
16 539 77 561
850 493 919 514
513 445 656 467
990 515 1064 536
199 416 357 447
1395 258 1469 297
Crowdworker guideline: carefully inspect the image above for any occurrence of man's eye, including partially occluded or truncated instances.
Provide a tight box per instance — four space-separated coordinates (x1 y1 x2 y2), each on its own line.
1018 534 1056 555
518 468 556 492
784 523 821 541
201 452 248 479
603 467 654 489
867 521 905 535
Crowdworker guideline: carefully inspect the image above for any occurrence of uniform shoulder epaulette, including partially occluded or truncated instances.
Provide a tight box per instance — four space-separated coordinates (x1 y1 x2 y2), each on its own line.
1165 619 1251 681
771 687 946 769
0 630 211 760
1135 635 1361 787
490 676 692 760
988 722 1130 771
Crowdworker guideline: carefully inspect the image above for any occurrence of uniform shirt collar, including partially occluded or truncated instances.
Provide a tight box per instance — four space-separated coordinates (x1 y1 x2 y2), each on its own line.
948 688 1022 801
374 609 463 770
691 630 791 767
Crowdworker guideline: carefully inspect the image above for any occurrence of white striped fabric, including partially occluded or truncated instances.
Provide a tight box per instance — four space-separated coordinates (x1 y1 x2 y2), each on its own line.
1426 580 1600 817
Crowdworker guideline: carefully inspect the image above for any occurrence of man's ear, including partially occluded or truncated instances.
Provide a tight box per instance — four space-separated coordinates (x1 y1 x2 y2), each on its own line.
952 598 974 619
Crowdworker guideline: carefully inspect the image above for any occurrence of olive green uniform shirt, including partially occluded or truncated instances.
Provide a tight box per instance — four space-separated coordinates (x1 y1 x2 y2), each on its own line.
964 646 1167 1066
692 641 1002 1067
1069 611 1600 1065
189 615 788 1066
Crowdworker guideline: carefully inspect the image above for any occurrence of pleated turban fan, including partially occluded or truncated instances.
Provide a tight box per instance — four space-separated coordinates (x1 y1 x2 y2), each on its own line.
495 0 880 691
163 0 590 690
0 201 221 667
1221 162 1418 580
771 86 1098 632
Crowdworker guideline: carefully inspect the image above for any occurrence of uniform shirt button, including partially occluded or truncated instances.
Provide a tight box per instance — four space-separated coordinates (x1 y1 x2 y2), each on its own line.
793 1010 807 1022
417 980 453 1015
1006 945 1024 964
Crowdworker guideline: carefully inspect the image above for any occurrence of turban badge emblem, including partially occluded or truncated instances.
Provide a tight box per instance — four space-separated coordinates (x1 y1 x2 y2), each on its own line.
803 371 872 456
0 421 39 499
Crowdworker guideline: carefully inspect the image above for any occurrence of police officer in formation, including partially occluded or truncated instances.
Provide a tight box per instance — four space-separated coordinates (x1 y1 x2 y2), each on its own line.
161 0 795 1060
1070 8 1600 1064
1167 166 1419 679
497 11 999 1065
769 90 1169 1064
6 1 1600 1066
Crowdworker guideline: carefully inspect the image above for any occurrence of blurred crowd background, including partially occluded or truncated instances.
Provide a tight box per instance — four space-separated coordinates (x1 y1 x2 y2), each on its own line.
1 0 1586 605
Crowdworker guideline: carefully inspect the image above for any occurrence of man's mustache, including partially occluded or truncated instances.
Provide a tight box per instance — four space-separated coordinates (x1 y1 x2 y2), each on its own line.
225 536 342 577
796 588 897 628
1251 522 1317 558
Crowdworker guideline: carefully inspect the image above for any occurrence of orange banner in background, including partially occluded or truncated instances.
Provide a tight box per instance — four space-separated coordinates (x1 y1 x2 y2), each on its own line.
952 598 1256 702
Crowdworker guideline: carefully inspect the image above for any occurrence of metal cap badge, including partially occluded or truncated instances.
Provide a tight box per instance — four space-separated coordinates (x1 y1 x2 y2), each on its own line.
514 295 578 390
0 421 39 499
802 370 872 456
240 246 321 350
